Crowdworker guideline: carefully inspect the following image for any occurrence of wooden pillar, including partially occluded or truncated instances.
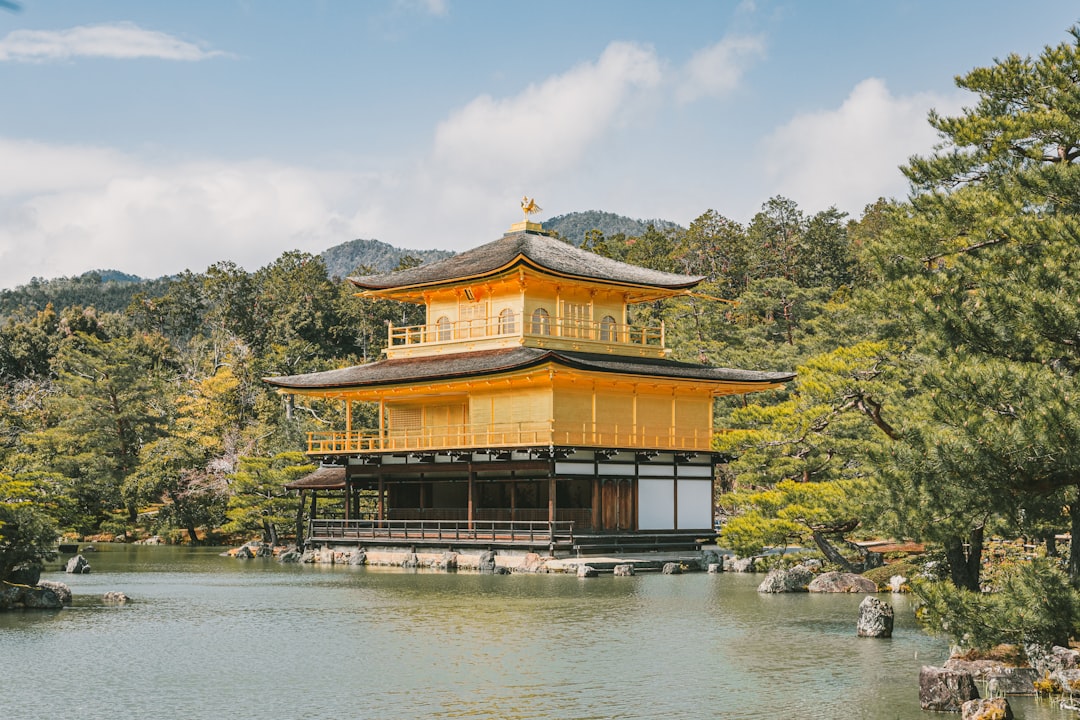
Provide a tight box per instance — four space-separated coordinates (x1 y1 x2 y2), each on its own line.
509 481 517 522
344 478 351 521
377 475 385 524
591 477 601 530
467 467 475 530
295 491 306 547
548 475 557 523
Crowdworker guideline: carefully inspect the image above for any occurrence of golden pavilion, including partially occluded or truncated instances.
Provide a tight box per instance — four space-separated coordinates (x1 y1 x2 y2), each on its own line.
265 214 793 555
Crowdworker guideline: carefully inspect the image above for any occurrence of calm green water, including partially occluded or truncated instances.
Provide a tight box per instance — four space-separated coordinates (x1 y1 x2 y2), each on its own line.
0 546 1072 720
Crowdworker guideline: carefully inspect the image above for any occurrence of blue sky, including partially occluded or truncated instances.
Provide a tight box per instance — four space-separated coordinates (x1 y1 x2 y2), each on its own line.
0 1 1077 289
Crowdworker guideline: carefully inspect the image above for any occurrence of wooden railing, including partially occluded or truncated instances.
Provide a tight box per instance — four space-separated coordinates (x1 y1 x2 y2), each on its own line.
307 421 711 454
308 518 575 546
388 316 664 349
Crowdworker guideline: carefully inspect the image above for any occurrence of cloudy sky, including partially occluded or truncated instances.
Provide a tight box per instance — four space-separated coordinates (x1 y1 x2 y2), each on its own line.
0 0 1077 289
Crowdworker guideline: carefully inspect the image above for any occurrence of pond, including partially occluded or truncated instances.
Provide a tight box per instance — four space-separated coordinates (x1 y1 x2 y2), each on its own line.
0 545 1072 719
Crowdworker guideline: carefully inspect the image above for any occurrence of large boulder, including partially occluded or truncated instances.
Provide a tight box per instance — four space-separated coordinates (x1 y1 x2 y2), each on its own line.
808 571 878 593
944 657 1009 681
986 667 1037 695
920 666 980 712
577 565 599 578
728 556 756 573
856 596 894 638
961 697 1013 720
65 555 91 574
19 585 63 609
478 550 497 574
613 564 635 576
757 564 815 593
38 580 72 606
662 562 682 575
103 591 130 605
1051 668 1080 694
0 581 63 610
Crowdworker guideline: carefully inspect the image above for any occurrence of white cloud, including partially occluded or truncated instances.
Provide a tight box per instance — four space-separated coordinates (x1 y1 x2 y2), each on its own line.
761 78 964 215
0 141 375 287
431 41 662 184
395 0 449 17
0 22 227 62
677 34 765 103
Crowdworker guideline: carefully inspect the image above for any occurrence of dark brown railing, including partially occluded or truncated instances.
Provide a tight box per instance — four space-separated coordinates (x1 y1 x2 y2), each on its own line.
308 518 575 546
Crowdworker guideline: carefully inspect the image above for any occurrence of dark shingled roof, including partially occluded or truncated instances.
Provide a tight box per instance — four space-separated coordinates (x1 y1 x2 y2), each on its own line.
264 347 795 391
284 464 346 490
348 230 703 291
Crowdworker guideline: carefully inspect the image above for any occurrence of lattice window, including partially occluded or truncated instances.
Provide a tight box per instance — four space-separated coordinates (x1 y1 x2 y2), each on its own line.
530 307 551 335
497 308 516 334
599 315 617 342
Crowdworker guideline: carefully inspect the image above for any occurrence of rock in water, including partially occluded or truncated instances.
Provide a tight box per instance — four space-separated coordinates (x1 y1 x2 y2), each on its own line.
577 565 599 578
920 666 979 712
856 595 894 638
65 555 91 574
103 591 130 604
961 697 1013 720
757 564 814 593
478 550 496 574
613 564 635 576
808 571 878 593
38 580 72 606
662 562 682 575
986 667 1037 696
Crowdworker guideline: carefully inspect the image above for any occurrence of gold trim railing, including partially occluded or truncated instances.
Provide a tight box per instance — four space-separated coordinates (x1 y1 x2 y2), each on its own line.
307 421 710 454
388 316 664 348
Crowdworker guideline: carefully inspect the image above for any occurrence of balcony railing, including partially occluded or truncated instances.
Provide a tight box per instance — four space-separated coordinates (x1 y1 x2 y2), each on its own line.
307 421 711 454
307 518 576 547
388 316 664 349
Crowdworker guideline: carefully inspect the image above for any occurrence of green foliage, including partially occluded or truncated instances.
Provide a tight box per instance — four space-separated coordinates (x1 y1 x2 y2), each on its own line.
224 452 313 544
865 25 1080 587
913 558 1080 650
0 472 60 580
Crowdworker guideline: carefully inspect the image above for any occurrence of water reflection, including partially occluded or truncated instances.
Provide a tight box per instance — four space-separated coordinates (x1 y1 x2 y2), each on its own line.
0 546 1072 720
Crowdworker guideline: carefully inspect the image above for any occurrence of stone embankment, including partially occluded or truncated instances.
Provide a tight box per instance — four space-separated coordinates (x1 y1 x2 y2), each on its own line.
233 542 726 575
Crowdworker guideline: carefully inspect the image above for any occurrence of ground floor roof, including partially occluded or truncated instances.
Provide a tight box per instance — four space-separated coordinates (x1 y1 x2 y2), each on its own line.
263 346 794 393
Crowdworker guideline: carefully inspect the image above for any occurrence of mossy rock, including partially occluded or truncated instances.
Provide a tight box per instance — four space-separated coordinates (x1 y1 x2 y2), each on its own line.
862 560 920 589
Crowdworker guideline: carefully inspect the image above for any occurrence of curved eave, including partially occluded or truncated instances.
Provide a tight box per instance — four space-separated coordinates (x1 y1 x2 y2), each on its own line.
350 255 701 301
263 348 795 398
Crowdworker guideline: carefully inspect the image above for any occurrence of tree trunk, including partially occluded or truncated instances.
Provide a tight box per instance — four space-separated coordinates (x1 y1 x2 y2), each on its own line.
811 530 856 573
944 526 984 591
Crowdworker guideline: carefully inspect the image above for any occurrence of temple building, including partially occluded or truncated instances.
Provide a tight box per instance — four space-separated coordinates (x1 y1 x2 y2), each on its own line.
265 213 793 556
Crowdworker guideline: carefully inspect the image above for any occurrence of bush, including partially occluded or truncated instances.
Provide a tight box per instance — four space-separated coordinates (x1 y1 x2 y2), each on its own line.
912 558 1080 651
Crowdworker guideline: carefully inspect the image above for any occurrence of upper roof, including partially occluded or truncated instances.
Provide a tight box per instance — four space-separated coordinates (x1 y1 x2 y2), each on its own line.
348 229 703 293
264 346 795 392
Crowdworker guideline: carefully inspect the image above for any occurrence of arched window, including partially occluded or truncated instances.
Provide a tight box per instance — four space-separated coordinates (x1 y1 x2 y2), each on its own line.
498 308 516 334
436 316 451 342
599 315 617 342
530 307 551 335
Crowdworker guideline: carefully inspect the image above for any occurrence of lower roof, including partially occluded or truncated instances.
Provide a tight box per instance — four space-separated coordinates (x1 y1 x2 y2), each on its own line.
263 347 794 392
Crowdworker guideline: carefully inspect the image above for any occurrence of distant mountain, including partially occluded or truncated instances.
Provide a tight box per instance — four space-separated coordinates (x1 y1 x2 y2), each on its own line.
1 213 678 319
543 210 683 246
320 238 454 279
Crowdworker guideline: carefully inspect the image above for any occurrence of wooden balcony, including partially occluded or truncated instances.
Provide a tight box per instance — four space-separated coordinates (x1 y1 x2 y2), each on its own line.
386 316 665 355
306 421 712 455
307 518 576 549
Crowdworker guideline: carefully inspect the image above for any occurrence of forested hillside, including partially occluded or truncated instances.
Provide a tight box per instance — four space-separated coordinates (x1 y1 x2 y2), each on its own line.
545 210 682 245
5 25 1080 652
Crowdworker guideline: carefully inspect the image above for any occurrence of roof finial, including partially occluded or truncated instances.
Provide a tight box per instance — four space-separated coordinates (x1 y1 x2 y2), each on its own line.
520 196 542 221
